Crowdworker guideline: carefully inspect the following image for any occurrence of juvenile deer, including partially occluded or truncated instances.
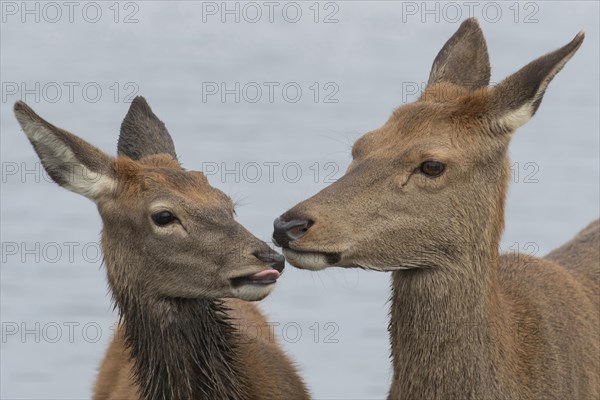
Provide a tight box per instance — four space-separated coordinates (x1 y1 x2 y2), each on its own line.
273 18 599 399
14 97 309 400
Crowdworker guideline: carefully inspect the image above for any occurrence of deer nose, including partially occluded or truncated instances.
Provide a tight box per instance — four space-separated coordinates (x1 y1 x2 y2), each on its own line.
254 251 285 272
272 217 312 248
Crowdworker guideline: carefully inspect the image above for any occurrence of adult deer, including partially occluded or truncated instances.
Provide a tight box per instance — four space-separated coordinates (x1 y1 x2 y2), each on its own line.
14 98 309 400
273 18 599 399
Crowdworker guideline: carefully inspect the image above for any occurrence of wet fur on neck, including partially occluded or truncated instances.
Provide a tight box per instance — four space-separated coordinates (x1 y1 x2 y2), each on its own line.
118 296 250 400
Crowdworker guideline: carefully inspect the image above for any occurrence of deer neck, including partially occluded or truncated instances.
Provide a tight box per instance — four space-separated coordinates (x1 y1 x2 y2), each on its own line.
116 295 249 400
389 242 509 396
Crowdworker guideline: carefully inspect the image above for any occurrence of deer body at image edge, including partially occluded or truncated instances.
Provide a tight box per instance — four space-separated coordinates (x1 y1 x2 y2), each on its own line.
273 18 600 399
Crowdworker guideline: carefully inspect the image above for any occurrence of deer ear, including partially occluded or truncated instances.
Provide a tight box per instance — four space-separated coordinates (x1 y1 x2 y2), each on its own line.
488 32 584 133
14 101 116 201
118 96 177 161
427 18 491 90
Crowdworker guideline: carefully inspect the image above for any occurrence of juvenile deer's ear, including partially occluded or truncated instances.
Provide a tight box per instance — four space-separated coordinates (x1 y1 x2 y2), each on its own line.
14 101 116 201
427 18 490 90
488 32 584 133
118 96 177 161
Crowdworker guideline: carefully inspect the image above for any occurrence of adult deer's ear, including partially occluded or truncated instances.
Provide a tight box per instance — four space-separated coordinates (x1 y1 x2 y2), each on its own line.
488 32 584 133
118 96 177 161
427 18 491 91
14 101 116 201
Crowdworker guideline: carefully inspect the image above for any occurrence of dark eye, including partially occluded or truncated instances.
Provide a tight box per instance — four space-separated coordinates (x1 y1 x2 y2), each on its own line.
419 161 446 177
151 211 177 226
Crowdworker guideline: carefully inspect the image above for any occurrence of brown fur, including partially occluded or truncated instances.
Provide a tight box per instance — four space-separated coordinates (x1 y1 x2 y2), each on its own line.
274 19 599 399
93 299 307 400
14 98 309 400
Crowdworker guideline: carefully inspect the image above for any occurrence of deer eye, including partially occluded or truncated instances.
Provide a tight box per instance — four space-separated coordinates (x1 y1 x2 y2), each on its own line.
419 161 446 177
152 211 177 226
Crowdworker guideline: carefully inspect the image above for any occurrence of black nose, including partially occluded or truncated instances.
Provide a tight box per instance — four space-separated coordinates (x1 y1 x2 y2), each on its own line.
272 217 312 248
254 251 285 272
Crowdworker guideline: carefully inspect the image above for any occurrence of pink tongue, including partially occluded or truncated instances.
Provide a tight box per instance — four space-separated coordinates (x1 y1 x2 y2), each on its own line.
249 269 280 281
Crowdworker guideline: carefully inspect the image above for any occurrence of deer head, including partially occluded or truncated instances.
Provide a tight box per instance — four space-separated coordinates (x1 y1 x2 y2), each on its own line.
273 18 584 272
15 97 284 302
